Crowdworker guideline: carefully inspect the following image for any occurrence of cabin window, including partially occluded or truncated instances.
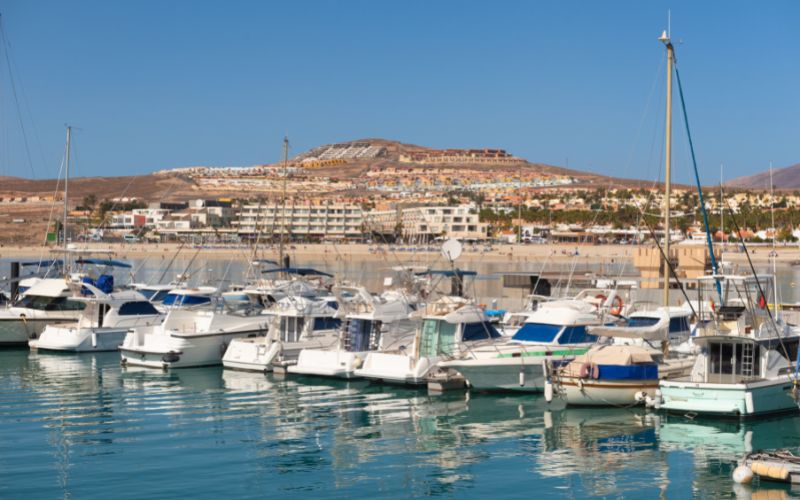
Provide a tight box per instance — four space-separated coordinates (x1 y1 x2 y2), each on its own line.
628 317 659 328
461 322 501 342
118 301 160 316
17 295 86 311
557 326 598 345
708 342 760 379
511 323 562 343
313 317 341 331
669 317 690 333
279 317 305 342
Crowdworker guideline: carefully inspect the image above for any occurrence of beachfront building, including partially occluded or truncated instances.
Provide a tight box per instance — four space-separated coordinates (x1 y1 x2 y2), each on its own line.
364 204 489 242
233 201 364 241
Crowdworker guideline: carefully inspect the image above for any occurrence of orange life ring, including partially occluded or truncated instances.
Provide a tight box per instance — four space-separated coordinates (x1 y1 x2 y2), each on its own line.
594 294 607 310
610 296 624 316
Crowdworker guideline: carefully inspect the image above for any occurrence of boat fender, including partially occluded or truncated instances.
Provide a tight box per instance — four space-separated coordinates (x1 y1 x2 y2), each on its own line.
634 391 647 403
162 352 180 364
91 333 98 348
751 461 790 481
579 363 592 378
591 364 600 380
544 380 553 403
732 465 753 484
519 368 525 387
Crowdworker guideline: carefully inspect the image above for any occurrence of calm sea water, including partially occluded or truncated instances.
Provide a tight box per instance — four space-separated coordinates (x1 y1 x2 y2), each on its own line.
1 349 800 499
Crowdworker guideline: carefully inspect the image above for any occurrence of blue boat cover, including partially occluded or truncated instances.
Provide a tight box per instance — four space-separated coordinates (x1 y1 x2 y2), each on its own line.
597 364 658 380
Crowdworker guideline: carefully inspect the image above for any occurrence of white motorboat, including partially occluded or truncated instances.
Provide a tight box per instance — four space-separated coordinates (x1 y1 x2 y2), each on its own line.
119 308 270 369
647 274 800 418
0 279 86 346
288 285 419 379
353 296 502 385
30 284 163 352
438 299 605 392
221 295 341 372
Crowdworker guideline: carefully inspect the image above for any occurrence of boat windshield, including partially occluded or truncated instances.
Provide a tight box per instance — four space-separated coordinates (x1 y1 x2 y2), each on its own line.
16 295 86 311
139 289 170 303
512 323 563 342
419 319 457 357
628 317 660 328
162 293 210 307
118 301 160 316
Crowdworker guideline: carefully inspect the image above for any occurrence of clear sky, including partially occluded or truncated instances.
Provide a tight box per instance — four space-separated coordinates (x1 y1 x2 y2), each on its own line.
0 0 798 184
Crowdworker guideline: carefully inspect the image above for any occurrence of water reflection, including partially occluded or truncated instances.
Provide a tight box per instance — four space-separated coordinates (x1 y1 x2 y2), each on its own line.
2 349 800 498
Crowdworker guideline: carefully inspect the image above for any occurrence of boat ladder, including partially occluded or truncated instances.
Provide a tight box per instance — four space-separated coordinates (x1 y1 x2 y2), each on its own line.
741 342 755 378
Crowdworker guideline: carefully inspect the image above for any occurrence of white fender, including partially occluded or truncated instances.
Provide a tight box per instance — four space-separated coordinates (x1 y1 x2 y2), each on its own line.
544 380 553 403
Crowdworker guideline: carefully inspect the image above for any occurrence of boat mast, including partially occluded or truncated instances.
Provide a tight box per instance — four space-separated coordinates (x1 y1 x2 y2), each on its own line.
279 136 289 271
660 30 674 306
770 161 779 317
63 125 71 261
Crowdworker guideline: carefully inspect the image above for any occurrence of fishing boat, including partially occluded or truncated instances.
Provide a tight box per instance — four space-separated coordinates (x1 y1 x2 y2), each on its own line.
646 274 800 417
438 298 605 392
287 285 419 378
119 307 270 369
353 296 501 385
29 287 163 352
550 307 695 406
221 295 341 372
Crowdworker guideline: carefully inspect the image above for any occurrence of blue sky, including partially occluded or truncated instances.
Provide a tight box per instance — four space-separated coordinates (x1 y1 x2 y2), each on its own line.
0 1 798 184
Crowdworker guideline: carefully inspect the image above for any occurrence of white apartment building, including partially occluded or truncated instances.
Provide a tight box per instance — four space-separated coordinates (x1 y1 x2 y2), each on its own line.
365 204 489 241
233 202 364 240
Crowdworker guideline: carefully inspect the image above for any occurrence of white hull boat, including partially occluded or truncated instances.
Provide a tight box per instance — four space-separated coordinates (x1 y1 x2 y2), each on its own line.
120 309 269 369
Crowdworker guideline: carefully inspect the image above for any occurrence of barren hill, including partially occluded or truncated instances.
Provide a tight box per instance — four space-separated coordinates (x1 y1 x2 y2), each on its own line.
725 164 800 190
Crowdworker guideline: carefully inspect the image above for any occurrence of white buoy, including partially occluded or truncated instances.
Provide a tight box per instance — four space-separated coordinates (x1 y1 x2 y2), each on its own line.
91 333 97 348
544 380 553 403
732 465 753 484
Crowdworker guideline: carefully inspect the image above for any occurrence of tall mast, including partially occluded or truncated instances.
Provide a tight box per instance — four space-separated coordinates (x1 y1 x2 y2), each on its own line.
720 163 724 247
63 125 71 254
770 161 778 315
279 136 289 269
660 30 674 306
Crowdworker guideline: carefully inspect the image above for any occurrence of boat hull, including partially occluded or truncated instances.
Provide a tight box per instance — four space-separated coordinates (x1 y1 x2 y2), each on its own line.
288 349 365 379
0 316 75 346
444 357 548 392
353 352 436 385
557 376 658 406
121 330 263 369
222 332 338 373
658 378 800 417
30 326 131 352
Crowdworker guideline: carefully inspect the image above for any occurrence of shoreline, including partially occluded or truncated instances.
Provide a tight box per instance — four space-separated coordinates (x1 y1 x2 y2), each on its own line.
1 242 797 266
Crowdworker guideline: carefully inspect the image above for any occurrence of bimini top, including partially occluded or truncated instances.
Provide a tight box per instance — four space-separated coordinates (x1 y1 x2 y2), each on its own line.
20 278 71 298
572 345 654 366
261 267 333 277
75 258 132 269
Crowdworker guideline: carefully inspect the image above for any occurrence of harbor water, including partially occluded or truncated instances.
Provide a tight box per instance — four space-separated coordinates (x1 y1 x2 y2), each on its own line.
3 255 800 497
3 348 800 499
